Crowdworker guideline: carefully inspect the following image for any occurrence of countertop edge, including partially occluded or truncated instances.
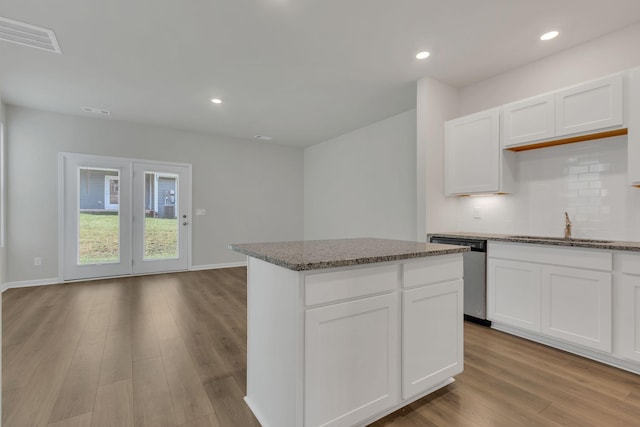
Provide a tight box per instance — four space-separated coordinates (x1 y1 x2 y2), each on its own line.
427 232 640 252
229 244 468 272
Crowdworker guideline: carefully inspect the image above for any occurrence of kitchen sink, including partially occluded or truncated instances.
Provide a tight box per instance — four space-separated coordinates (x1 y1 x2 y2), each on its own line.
508 235 614 244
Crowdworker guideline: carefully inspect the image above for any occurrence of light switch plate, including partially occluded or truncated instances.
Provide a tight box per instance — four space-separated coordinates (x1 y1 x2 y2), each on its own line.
196 209 206 216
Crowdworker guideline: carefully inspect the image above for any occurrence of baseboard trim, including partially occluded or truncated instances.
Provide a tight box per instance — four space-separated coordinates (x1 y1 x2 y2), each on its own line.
190 261 247 271
492 322 640 375
1 263 247 292
2 277 61 292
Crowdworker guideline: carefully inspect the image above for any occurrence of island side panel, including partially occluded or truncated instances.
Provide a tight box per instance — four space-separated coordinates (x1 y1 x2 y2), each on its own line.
246 257 303 427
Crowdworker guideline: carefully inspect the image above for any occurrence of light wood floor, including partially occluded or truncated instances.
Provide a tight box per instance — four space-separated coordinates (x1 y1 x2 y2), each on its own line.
3 268 640 427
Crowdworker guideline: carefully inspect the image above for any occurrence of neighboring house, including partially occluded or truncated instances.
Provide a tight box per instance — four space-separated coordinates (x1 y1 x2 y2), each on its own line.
79 168 177 218
146 173 178 219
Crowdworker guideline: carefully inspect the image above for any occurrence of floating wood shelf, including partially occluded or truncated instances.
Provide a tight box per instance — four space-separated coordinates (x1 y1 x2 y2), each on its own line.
505 128 628 152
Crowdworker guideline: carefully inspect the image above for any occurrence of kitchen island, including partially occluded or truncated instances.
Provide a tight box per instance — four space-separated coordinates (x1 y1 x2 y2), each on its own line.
229 238 468 427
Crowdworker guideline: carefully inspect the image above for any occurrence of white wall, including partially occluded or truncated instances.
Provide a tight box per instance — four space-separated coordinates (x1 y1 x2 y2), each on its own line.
304 110 417 241
460 23 640 115
6 105 304 283
420 22 640 240
0 92 4 425
0 95 6 285
417 77 459 240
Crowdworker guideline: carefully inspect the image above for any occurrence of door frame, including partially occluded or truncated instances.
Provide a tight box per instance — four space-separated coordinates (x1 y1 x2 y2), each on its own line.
58 152 193 282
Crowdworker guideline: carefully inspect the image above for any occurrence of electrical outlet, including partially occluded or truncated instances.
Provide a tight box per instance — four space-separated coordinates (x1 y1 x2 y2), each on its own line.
473 207 481 219
34 257 42 266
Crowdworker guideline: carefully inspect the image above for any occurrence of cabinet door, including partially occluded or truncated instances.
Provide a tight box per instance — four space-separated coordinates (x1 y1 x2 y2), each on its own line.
555 74 623 137
444 108 500 195
304 293 399 427
541 266 612 352
402 279 463 399
629 68 640 187
487 258 541 332
619 274 640 362
501 94 555 148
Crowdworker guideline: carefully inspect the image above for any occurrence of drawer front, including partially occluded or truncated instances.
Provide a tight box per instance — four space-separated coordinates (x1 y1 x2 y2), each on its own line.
304 264 398 306
615 253 640 275
403 254 463 289
488 242 611 271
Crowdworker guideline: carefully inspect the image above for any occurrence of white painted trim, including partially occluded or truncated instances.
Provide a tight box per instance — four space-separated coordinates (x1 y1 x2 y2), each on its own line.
492 322 640 375
59 152 193 281
2 277 60 291
104 174 119 210
2 263 245 291
58 153 65 285
190 261 247 271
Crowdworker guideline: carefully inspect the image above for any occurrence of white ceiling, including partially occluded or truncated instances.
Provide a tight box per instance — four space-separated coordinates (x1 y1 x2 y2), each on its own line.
2 0 640 147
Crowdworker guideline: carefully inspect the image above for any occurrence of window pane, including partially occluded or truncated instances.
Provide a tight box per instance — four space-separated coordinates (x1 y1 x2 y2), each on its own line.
144 171 178 260
78 167 120 264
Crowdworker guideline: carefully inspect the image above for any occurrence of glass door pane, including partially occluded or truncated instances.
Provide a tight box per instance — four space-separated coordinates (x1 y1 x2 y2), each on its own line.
143 171 179 260
63 153 132 281
78 167 120 264
132 162 189 275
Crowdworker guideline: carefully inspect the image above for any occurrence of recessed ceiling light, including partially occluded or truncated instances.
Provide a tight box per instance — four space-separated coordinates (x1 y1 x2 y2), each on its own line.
254 135 273 141
540 31 559 41
211 98 222 104
416 51 430 60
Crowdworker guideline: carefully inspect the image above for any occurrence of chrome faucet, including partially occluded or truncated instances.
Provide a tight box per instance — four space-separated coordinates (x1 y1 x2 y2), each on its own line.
564 212 572 239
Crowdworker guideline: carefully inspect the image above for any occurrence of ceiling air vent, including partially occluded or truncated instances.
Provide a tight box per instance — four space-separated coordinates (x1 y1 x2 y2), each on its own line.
0 16 61 54
83 107 110 116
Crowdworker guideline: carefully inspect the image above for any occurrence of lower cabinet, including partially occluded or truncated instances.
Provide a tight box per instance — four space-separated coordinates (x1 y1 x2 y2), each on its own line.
487 258 541 332
618 253 640 363
402 279 463 399
304 293 400 427
245 255 464 427
487 242 613 353
541 265 612 352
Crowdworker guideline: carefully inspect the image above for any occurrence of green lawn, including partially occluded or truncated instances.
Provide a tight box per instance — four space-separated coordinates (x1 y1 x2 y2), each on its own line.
79 213 177 264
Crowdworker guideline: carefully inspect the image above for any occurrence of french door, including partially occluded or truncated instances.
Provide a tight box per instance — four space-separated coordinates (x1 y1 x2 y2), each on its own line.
61 153 191 281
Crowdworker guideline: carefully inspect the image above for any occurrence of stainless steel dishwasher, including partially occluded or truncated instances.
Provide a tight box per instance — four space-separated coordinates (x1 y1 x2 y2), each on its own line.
429 235 490 326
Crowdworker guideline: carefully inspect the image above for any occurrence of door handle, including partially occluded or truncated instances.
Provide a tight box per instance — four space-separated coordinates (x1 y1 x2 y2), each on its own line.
182 222 189 226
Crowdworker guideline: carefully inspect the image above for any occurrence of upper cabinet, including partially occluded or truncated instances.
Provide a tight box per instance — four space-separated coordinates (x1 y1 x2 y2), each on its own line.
444 108 515 195
502 94 555 147
445 69 635 196
555 74 623 136
501 73 625 151
629 68 640 187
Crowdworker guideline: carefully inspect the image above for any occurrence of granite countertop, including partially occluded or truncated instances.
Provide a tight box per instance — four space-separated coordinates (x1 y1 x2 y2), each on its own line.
427 232 640 252
229 238 469 271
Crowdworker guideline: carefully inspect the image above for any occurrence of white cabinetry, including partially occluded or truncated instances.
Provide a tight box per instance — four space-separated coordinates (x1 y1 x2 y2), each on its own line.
401 256 463 399
305 293 399 427
616 253 640 363
245 254 465 427
502 94 555 148
541 266 612 352
444 108 515 195
555 74 623 136
487 258 541 332
628 67 640 187
500 73 624 150
487 242 612 353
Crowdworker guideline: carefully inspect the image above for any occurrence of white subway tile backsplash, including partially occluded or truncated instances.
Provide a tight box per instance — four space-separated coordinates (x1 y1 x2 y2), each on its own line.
578 172 600 182
454 136 638 240
589 163 608 172
569 165 589 174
